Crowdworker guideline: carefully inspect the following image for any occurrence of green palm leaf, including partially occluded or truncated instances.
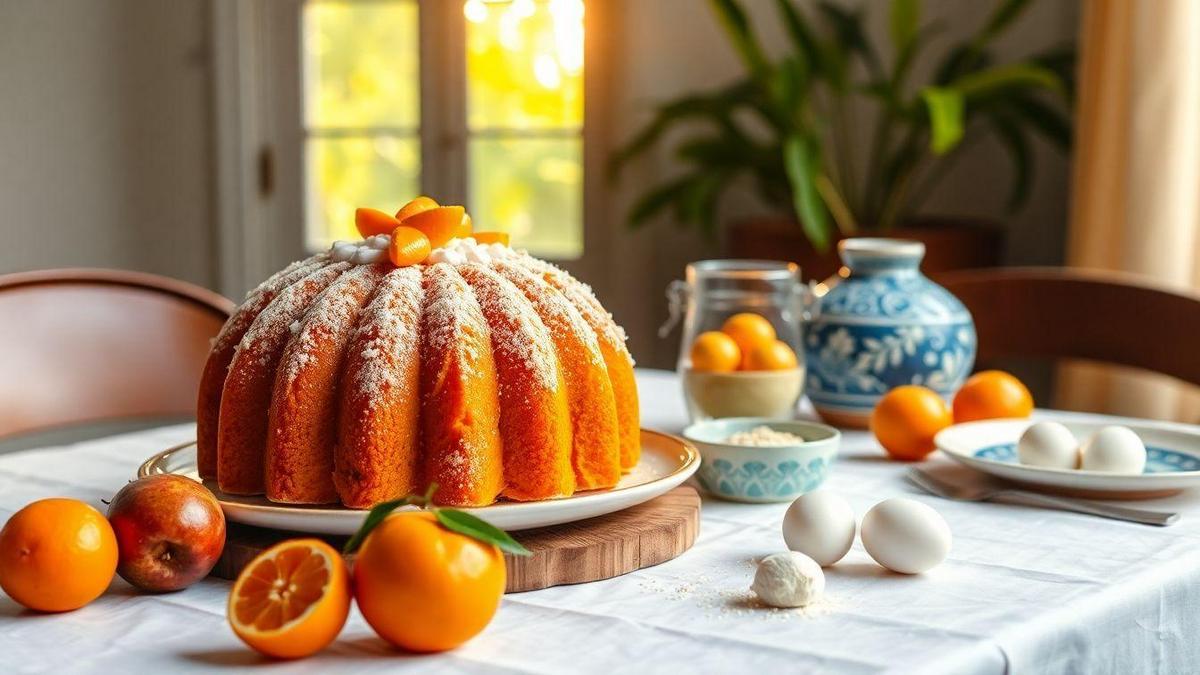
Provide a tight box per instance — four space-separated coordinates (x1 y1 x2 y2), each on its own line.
783 134 832 251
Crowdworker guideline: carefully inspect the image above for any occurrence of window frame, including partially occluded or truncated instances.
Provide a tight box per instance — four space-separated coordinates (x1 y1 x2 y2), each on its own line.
211 0 611 299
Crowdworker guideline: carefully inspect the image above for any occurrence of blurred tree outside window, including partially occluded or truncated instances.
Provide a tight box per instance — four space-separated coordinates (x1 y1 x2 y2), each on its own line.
303 0 585 259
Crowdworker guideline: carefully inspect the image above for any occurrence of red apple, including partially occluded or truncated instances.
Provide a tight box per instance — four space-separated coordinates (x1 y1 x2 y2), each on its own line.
106 475 226 592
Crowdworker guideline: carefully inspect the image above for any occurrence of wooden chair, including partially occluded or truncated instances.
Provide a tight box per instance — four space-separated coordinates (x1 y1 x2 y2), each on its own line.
0 269 234 440
938 267 1200 390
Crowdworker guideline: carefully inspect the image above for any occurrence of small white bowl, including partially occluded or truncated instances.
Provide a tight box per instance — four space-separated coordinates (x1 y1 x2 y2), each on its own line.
683 418 840 502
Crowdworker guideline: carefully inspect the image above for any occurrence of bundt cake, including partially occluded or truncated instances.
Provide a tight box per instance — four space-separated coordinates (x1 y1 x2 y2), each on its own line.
196 199 639 508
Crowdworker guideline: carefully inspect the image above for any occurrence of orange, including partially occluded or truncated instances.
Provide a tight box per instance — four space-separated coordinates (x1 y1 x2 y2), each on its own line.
395 196 439 223
473 231 509 246
458 212 473 239
721 313 777 361
870 385 953 461
389 226 432 266
355 207 402 238
0 498 117 612
953 370 1034 422
228 539 351 660
689 331 741 372
401 206 468 249
354 511 505 653
743 339 798 371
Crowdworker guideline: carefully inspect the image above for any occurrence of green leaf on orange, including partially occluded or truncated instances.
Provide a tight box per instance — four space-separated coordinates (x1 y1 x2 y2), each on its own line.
343 497 416 554
435 509 532 557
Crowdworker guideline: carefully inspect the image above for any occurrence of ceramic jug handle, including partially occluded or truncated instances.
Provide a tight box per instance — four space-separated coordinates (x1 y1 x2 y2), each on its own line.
659 280 690 338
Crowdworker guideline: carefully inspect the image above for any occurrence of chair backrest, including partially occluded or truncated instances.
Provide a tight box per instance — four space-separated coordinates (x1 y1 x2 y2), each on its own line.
0 269 234 439
938 267 1200 387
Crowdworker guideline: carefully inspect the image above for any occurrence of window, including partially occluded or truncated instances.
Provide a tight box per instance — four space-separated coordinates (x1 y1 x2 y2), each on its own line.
302 0 585 259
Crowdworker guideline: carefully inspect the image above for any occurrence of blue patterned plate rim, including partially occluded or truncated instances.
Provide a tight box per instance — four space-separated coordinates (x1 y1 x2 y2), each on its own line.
936 418 1200 480
973 443 1200 474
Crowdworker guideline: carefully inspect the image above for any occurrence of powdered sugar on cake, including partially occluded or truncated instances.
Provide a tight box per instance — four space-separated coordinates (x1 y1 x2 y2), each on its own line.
493 261 605 369
421 263 490 366
236 263 350 365
344 266 424 408
214 255 329 350
278 264 386 387
459 262 560 391
511 254 634 365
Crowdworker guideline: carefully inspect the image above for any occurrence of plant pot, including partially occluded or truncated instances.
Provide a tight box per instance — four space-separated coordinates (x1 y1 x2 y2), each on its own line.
727 217 1005 282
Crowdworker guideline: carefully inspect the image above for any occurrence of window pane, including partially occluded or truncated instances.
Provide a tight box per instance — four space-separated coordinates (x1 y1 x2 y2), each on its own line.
303 1 419 129
469 137 582 259
305 136 420 250
466 0 584 130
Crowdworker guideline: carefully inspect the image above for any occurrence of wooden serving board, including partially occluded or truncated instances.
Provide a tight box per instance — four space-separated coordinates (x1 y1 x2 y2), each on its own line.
211 486 701 593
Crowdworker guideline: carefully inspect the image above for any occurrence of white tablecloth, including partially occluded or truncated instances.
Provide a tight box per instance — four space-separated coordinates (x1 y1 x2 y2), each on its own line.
2 369 1199 674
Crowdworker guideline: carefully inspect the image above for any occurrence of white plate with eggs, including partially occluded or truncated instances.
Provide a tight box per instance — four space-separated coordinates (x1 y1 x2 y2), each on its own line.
935 418 1200 497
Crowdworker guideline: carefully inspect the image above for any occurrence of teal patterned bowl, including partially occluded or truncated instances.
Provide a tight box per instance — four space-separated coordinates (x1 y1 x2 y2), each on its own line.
683 418 840 503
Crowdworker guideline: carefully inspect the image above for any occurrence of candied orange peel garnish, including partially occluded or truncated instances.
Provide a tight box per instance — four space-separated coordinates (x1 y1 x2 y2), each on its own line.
389 226 432 267
353 198 501 268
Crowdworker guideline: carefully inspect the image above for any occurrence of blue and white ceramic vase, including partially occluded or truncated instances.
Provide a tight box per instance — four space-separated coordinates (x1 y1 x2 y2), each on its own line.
804 238 975 427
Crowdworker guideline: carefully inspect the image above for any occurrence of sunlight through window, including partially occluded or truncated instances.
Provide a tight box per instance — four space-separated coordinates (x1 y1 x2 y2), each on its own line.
466 0 585 258
302 0 584 259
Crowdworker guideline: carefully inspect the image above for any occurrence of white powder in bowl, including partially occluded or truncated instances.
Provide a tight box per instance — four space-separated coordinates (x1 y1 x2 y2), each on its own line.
725 425 806 447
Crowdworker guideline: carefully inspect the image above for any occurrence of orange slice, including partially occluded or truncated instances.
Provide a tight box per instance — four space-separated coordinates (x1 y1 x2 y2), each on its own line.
356 208 402 238
401 206 466 249
228 539 350 660
389 226 432 266
472 231 509 246
395 196 439 223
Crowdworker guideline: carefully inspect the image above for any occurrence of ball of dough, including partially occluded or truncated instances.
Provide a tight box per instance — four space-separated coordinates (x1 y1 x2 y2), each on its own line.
751 552 825 608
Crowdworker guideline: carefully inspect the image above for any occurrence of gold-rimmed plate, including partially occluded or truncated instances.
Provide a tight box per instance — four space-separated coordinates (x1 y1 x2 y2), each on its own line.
140 429 700 533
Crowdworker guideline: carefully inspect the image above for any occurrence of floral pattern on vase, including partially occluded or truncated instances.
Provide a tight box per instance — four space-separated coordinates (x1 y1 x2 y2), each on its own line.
696 456 830 502
804 239 975 425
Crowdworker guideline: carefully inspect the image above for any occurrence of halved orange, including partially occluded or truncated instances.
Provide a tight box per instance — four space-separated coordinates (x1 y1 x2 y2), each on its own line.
401 206 467 249
228 539 350 660
395 196 439 223
472 231 509 246
356 208 402 238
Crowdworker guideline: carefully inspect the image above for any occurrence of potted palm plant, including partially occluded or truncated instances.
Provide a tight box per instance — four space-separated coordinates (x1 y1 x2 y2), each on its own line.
610 0 1074 280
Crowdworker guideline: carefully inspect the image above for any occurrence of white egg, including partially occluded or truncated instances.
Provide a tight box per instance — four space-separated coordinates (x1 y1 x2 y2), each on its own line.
1079 426 1146 473
782 491 856 567
751 552 825 608
861 497 951 574
1017 422 1079 469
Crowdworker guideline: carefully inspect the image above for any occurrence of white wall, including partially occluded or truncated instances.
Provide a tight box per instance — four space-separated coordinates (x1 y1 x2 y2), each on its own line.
0 0 214 288
601 0 1080 368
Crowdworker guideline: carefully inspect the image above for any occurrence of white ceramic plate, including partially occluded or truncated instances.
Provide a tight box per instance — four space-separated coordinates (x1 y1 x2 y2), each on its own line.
139 429 700 534
935 418 1200 495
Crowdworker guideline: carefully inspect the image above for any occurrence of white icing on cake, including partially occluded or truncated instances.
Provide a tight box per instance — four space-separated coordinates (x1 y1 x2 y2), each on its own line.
427 237 516 266
328 235 516 267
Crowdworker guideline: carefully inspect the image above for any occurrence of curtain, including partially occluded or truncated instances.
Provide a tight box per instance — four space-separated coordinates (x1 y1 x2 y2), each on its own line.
1059 0 1200 420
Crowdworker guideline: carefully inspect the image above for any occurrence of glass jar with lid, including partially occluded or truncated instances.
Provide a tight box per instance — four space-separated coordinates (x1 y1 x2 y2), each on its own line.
662 260 806 421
